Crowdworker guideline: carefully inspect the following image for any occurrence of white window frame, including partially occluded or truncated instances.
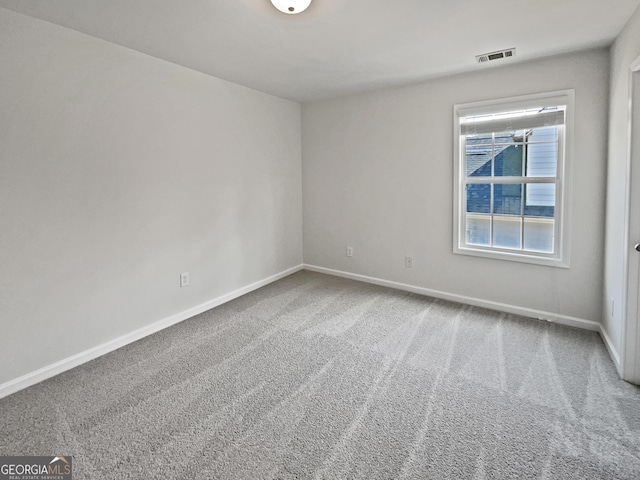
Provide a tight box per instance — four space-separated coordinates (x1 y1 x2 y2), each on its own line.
453 90 574 268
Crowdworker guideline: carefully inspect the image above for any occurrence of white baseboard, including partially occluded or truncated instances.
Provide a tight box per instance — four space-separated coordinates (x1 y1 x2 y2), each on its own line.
303 264 601 331
0 264 304 400
598 325 621 371
2 263 614 399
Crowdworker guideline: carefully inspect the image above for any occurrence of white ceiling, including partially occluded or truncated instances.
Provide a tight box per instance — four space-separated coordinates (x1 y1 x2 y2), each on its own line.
1 0 639 102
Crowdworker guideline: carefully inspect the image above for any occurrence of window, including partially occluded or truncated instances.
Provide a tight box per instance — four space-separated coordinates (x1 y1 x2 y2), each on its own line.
453 90 573 267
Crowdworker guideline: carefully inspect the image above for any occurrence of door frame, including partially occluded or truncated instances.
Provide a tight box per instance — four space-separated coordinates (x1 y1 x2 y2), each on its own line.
621 55 640 383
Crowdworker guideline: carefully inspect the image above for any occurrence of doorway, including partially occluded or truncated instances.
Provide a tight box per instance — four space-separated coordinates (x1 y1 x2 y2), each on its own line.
623 60 640 384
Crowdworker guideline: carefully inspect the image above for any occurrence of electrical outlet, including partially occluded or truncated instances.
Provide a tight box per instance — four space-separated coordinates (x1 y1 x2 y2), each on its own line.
180 272 190 287
346 246 353 257
405 256 413 268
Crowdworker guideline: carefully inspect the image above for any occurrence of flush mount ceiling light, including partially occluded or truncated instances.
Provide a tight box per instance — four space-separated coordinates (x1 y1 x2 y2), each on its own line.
270 0 312 14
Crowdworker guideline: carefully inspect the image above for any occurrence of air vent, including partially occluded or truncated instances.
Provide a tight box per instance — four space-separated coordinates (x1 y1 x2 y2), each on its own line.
476 48 516 64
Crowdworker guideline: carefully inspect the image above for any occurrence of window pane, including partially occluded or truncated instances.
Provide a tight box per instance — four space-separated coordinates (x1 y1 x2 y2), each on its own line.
494 130 525 145
466 184 491 213
466 133 492 145
466 146 492 176
524 184 555 217
466 214 490 246
494 145 524 177
493 183 522 215
526 142 557 177
493 216 521 249
529 126 558 142
524 218 554 253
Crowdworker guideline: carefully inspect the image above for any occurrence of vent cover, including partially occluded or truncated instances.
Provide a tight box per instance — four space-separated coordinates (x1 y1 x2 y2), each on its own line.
476 48 516 63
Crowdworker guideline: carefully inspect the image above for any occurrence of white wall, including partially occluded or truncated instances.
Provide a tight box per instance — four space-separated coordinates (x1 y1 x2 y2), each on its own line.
603 6 640 368
303 48 609 325
0 8 302 386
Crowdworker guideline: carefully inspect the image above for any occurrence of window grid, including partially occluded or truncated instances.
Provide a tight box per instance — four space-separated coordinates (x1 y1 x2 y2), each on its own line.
453 90 573 267
462 126 563 254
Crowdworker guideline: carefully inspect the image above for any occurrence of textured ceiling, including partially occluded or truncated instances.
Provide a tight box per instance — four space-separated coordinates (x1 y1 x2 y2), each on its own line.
1 0 639 102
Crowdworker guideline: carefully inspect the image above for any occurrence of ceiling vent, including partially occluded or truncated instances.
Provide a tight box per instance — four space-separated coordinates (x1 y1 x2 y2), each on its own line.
476 48 516 64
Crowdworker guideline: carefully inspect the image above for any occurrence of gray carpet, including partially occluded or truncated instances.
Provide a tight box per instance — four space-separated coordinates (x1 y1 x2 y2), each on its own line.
1 270 640 479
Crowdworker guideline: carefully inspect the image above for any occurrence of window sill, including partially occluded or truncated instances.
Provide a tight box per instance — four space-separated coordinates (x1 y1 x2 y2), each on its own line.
454 244 570 268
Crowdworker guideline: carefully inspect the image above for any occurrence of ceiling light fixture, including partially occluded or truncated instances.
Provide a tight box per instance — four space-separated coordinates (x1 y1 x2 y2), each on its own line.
270 0 312 15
